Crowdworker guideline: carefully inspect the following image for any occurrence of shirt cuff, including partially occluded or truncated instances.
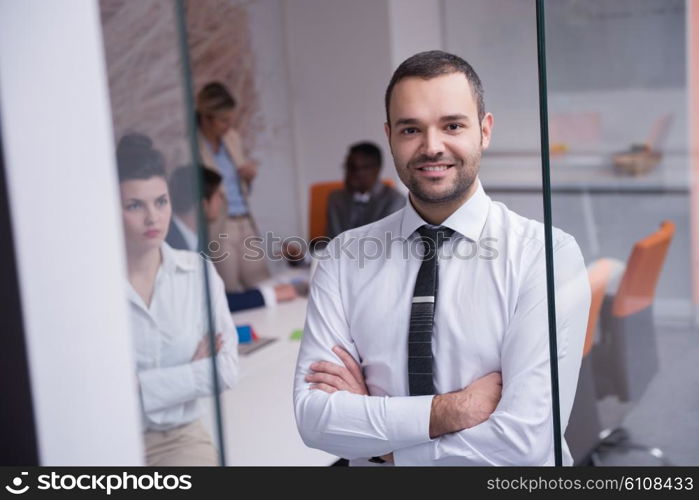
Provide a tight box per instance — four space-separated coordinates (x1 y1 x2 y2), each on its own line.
258 285 277 307
384 395 434 446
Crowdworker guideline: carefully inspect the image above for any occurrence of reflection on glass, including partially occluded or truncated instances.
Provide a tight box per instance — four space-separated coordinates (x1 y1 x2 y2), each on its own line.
116 134 238 466
194 82 271 291
99 0 237 466
443 0 588 465
167 165 224 253
545 0 695 465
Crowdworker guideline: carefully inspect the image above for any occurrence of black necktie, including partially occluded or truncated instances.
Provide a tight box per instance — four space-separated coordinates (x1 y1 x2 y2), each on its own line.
408 225 454 396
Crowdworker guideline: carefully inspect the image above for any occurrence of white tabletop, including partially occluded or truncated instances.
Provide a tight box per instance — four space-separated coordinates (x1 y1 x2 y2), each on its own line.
204 297 338 466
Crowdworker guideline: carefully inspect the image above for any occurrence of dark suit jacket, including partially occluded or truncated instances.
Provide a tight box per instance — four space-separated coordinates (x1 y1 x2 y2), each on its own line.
165 221 189 252
326 183 406 239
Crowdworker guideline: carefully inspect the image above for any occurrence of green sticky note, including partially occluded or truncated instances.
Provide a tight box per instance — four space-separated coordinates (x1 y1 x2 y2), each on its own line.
290 329 303 341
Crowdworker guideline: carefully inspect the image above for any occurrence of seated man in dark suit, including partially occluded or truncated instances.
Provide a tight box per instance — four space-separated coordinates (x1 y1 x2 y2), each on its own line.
326 142 405 239
167 165 296 312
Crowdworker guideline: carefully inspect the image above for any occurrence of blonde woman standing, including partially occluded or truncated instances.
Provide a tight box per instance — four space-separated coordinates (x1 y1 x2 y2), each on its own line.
196 82 270 293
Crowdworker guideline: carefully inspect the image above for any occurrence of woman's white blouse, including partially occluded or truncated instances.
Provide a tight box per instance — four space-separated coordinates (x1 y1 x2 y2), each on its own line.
127 243 238 431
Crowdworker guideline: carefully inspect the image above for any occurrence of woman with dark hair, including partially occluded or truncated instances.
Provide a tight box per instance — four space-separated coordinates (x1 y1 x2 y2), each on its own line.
117 133 237 466
196 82 270 293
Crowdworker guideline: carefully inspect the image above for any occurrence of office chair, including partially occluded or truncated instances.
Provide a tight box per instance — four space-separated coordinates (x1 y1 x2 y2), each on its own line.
591 220 675 464
308 179 395 241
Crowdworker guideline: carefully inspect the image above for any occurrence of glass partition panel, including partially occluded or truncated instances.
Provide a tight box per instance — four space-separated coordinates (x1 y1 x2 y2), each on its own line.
443 0 561 465
545 0 697 466
99 0 229 466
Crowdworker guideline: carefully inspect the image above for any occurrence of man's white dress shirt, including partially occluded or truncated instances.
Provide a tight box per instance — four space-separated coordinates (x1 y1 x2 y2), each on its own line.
294 179 590 465
128 243 238 431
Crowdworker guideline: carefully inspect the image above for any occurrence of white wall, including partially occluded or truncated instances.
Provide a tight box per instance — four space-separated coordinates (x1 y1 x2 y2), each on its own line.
246 0 688 246
443 0 687 155
246 0 540 236
243 0 302 243
387 0 443 67
444 0 541 153
440 0 691 318
282 0 395 237
245 0 448 239
0 0 142 465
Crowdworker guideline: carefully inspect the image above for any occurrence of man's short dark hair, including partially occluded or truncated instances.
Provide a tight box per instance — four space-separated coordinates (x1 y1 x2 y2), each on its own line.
348 141 382 168
169 165 223 215
116 133 166 183
384 50 485 126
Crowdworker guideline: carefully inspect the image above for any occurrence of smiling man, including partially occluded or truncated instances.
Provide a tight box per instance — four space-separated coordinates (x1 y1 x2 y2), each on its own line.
293 51 590 466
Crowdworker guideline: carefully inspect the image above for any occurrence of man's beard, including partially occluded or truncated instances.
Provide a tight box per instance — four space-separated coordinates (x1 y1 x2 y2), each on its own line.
401 149 481 205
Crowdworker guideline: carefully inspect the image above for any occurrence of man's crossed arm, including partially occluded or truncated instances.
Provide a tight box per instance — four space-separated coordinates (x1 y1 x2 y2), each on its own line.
305 345 502 463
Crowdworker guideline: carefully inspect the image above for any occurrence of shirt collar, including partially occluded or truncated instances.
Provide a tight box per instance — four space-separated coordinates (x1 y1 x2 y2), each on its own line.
353 191 371 203
399 178 490 242
160 242 198 274
352 181 384 203
125 243 198 312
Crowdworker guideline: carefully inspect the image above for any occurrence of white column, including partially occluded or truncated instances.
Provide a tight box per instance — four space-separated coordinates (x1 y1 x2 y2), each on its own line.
0 0 142 465
282 0 395 237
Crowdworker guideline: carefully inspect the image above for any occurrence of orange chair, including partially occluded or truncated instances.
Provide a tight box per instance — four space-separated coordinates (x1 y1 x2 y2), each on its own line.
568 220 675 465
590 221 675 464
593 220 675 402
611 220 676 319
308 179 395 241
